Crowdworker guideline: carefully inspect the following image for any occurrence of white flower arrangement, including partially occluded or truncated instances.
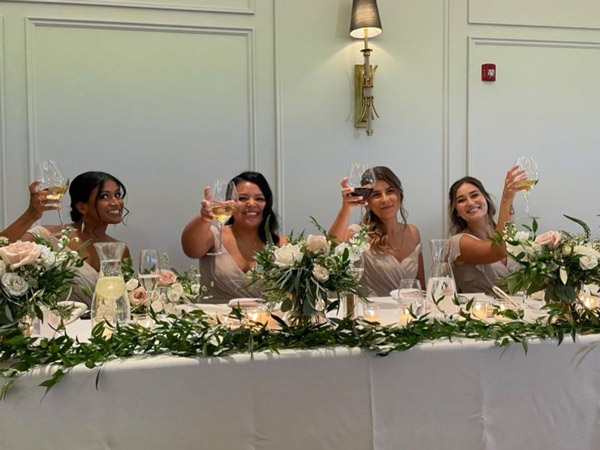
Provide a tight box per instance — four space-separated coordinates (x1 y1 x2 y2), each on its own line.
0 230 83 331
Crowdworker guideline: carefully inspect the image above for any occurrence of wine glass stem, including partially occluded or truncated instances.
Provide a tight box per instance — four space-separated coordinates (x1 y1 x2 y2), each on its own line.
57 207 65 227
216 223 224 253
524 193 530 217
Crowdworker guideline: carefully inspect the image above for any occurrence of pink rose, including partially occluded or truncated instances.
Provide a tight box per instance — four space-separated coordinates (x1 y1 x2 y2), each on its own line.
159 269 177 286
306 235 329 254
129 287 149 306
0 241 43 269
534 231 562 250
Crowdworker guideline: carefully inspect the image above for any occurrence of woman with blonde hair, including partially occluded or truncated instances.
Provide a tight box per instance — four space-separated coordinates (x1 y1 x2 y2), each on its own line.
329 166 424 296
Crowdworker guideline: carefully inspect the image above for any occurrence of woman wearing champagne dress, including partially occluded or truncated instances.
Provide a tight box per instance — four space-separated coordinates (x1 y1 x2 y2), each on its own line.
329 166 425 296
447 166 526 293
1 171 130 306
181 171 286 303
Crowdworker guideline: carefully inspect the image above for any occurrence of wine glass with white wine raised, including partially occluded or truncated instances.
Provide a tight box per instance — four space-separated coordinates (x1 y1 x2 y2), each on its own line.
37 160 69 227
515 156 539 218
206 179 239 256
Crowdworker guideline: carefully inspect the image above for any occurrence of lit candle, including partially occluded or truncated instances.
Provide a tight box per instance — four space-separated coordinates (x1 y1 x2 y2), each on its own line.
581 295 599 309
399 305 413 326
363 304 381 323
472 300 489 320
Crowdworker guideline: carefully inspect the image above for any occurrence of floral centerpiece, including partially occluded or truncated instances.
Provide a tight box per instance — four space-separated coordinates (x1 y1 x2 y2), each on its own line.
123 256 208 316
497 216 600 304
0 231 83 334
249 220 370 326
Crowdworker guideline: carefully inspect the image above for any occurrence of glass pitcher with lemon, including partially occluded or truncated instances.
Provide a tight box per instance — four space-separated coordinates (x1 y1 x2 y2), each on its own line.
91 242 130 330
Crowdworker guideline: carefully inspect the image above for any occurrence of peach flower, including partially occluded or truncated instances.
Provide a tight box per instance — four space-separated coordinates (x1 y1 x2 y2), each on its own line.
159 269 177 286
129 287 149 306
534 231 562 250
0 241 43 269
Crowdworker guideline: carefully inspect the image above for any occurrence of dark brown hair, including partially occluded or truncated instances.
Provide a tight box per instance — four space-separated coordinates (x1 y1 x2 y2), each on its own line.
448 176 496 235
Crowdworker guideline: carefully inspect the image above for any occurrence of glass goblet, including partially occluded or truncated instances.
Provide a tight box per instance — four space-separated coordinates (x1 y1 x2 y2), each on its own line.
37 160 69 227
206 180 239 256
515 156 539 218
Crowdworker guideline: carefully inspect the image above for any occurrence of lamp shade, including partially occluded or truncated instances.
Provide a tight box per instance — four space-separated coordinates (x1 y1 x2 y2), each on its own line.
349 0 382 39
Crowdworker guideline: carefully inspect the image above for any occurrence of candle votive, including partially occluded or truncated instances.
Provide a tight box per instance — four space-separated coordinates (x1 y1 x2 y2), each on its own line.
472 300 490 320
581 295 599 309
398 304 413 326
363 303 381 324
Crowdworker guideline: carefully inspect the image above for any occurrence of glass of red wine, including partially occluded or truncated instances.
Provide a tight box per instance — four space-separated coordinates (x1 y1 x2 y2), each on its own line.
347 163 375 219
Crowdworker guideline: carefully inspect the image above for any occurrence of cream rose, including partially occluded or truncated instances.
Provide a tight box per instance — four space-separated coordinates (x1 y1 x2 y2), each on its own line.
168 283 184 303
2 272 29 297
580 255 598 271
514 231 530 243
0 241 43 269
129 287 149 306
273 244 303 268
312 264 330 282
38 245 56 269
534 231 562 250
306 235 329 254
159 269 177 286
126 278 140 291
150 299 164 313
574 245 600 259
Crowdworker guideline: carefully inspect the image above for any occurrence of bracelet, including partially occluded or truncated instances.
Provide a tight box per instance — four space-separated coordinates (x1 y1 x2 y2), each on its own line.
509 205 515 215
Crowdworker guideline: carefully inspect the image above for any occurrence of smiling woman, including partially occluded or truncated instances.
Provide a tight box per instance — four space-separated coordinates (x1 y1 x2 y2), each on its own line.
0 171 131 306
181 171 286 303
328 166 425 296
447 166 526 293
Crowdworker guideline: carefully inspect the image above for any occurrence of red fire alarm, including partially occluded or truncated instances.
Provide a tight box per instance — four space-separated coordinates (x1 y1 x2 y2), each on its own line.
482 63 496 82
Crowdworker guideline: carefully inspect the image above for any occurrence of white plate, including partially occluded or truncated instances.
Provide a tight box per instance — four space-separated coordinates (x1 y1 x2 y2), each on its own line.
176 303 231 315
228 298 265 308
367 297 400 308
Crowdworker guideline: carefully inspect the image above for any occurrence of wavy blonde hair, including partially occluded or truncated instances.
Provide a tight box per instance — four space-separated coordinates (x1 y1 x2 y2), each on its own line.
362 166 408 253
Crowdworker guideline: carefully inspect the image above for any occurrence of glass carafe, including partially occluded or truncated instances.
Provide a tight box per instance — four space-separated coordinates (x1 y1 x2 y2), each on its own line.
91 242 130 330
426 239 457 303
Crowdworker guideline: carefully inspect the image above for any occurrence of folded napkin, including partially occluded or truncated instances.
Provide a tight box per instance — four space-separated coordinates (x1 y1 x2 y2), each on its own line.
228 298 264 308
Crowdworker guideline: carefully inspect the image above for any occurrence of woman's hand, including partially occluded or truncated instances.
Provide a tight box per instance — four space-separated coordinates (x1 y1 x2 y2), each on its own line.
26 180 60 221
199 186 216 222
501 166 527 201
340 177 368 211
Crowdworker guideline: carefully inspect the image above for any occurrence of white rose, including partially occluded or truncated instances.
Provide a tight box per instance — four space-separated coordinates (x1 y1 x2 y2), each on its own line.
273 244 304 268
574 245 600 259
150 299 164 313
526 242 542 257
562 246 572 256
0 260 5 277
580 255 598 271
306 235 330 254
2 272 29 297
168 283 184 303
334 243 349 257
506 243 524 257
514 231 530 243
312 264 330 282
38 246 56 269
126 278 139 291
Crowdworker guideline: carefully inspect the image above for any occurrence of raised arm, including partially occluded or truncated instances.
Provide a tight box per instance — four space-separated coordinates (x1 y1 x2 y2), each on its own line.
0 181 60 242
181 187 217 258
328 177 367 243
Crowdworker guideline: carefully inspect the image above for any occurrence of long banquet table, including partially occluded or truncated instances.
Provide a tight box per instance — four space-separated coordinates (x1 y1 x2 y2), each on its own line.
2 297 600 449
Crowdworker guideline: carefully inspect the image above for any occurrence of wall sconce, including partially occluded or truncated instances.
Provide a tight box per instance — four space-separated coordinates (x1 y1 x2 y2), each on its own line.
350 0 382 136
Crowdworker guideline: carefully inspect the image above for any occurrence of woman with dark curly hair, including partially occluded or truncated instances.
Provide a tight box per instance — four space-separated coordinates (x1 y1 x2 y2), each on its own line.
1 171 130 305
182 171 286 302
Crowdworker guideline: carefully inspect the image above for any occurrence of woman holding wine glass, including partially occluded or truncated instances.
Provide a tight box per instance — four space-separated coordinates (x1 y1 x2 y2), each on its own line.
1 171 130 306
328 166 425 296
447 165 526 293
181 171 286 303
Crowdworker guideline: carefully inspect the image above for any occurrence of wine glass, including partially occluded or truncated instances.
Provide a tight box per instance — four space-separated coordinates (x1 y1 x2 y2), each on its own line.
515 156 539 218
398 279 425 314
206 179 239 256
348 253 364 281
139 249 160 293
347 163 375 219
37 160 69 227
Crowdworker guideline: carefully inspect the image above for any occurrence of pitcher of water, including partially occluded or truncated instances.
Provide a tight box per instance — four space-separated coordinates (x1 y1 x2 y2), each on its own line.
91 242 130 330
426 239 456 303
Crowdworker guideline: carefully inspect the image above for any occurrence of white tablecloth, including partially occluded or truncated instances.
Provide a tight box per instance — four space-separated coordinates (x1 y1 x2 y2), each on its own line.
2 330 600 449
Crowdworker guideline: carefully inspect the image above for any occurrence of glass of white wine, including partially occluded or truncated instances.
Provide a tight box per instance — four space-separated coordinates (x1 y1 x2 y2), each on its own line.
37 160 69 227
206 179 239 256
139 249 160 294
515 156 539 218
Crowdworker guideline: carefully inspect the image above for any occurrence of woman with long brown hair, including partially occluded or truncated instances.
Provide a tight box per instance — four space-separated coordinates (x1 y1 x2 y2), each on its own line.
329 166 425 296
447 166 525 293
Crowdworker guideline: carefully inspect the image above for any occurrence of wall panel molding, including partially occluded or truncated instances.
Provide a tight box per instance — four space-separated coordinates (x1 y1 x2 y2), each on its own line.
11 0 254 14
468 0 600 30
441 0 450 235
0 16 6 227
273 0 283 229
466 36 600 175
24 16 257 177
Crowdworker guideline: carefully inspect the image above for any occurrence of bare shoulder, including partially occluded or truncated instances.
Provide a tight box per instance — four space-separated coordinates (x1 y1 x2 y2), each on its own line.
406 224 421 240
43 224 64 234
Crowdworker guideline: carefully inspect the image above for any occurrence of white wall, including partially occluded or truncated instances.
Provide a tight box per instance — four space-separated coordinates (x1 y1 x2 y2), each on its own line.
1 0 599 274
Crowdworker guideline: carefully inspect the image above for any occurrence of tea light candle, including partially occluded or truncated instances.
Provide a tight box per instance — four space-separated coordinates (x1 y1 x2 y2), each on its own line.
398 304 413 326
363 304 381 323
472 300 489 320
